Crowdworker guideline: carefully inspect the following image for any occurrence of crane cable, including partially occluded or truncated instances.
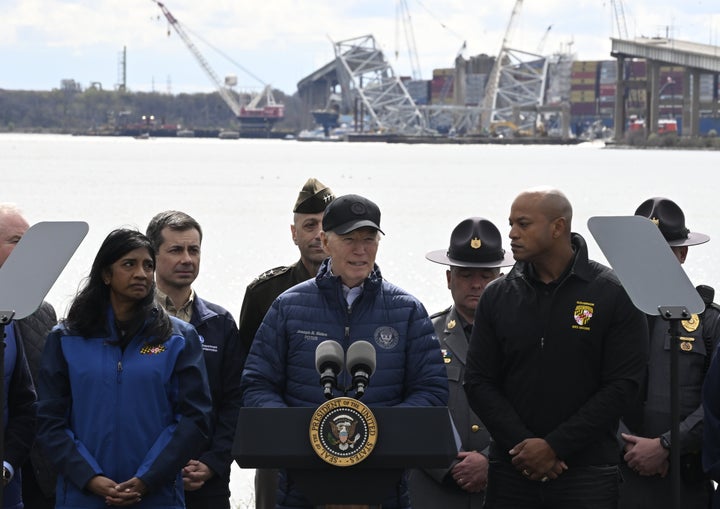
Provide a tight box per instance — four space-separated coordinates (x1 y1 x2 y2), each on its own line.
159 10 267 87
411 0 466 43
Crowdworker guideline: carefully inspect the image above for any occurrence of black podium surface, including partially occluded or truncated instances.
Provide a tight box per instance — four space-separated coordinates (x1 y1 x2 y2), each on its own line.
233 406 458 505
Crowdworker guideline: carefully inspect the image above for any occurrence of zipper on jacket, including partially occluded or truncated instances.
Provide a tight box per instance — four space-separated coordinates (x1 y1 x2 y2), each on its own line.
117 360 123 383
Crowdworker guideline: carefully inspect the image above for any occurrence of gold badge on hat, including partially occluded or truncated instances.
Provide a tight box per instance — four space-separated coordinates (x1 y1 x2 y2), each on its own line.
651 217 660 226
682 314 700 332
470 237 482 249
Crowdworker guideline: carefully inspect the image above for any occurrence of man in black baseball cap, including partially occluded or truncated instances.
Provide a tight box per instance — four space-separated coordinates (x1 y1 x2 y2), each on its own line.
241 192 449 509
410 217 514 509
321 193 384 235
619 197 719 509
238 177 334 509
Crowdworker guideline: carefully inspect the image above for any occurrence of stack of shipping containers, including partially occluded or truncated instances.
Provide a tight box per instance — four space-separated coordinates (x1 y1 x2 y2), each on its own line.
431 68 455 105
598 61 616 121
569 60 599 132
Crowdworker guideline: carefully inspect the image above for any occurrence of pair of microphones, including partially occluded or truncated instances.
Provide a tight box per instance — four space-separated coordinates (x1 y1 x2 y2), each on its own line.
315 340 376 400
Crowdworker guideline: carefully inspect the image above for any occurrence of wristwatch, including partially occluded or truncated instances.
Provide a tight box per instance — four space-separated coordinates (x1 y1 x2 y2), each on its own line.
659 435 671 451
2 466 11 484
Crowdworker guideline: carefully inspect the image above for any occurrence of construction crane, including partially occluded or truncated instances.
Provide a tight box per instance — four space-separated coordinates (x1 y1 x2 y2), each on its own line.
480 0 523 130
537 24 552 54
395 0 422 80
151 0 284 134
611 0 629 39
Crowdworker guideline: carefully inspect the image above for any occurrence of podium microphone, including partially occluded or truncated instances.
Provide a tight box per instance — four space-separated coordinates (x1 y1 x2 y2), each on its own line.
315 340 344 400
347 341 376 399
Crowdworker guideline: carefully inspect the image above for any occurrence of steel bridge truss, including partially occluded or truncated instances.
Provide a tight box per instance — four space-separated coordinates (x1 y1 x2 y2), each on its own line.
489 48 548 131
420 105 483 135
333 34 427 134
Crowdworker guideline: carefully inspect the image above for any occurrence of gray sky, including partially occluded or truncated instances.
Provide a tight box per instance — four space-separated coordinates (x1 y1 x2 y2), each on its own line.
1 0 717 95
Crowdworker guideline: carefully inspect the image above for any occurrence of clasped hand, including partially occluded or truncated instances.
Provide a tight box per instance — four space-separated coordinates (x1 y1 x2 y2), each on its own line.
451 451 489 492
182 459 214 491
510 438 567 482
621 433 669 477
86 475 147 506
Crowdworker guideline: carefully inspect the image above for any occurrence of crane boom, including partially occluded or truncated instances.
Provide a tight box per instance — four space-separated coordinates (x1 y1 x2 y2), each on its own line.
152 0 241 116
151 0 284 135
480 0 523 129
611 0 629 39
396 0 422 80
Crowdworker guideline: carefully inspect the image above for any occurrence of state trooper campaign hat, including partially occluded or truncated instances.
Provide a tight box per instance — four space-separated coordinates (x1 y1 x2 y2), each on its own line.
634 197 710 247
293 178 335 214
322 194 384 235
426 217 515 268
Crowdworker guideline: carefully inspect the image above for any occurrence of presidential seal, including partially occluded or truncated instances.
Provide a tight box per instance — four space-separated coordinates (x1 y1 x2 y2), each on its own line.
309 397 378 467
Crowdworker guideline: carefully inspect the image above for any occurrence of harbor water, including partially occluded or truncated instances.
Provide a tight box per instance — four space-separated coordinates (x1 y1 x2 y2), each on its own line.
2 133 720 507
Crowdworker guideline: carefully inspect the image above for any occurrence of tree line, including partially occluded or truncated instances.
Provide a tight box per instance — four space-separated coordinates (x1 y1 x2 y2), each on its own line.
0 86 310 135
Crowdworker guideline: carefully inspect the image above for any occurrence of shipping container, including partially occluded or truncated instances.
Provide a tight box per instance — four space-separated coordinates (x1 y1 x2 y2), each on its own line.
625 60 646 79
571 71 597 80
572 61 599 71
570 102 598 115
599 84 616 96
598 62 618 84
433 68 454 78
570 83 597 92
571 78 598 86
406 80 430 105
570 91 596 102
431 76 454 104
465 74 487 106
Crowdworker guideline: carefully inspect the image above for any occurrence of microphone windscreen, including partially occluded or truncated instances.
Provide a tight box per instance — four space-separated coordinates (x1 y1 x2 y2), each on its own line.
347 340 376 375
315 340 344 374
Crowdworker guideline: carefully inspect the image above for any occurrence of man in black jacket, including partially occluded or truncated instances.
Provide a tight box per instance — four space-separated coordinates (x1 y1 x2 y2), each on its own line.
146 210 244 509
0 203 56 509
464 187 648 509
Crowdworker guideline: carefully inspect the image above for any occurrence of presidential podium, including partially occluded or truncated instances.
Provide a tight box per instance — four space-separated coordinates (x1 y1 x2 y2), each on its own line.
233 405 458 507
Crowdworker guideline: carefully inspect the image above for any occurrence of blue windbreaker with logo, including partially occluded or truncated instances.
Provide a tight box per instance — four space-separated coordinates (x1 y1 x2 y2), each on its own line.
37 308 212 509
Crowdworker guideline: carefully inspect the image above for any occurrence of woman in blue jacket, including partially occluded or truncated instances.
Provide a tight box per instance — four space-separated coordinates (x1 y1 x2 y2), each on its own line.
36 228 212 509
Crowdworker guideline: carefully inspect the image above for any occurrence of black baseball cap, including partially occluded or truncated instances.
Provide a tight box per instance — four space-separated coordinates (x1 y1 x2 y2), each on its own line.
322 194 384 235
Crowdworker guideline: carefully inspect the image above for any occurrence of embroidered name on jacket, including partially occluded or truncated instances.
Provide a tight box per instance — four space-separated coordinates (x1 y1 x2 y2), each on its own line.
140 344 167 355
298 329 329 342
572 301 594 331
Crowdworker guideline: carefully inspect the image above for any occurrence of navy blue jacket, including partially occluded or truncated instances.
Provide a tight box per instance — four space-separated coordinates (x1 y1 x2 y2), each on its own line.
185 295 244 503
241 259 448 508
4 321 37 509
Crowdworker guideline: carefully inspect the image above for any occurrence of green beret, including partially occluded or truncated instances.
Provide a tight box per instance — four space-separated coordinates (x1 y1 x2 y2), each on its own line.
293 178 334 213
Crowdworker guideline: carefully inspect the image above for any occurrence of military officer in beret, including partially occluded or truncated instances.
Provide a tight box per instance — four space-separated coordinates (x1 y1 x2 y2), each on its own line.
409 217 514 509
238 177 334 509
620 197 720 509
